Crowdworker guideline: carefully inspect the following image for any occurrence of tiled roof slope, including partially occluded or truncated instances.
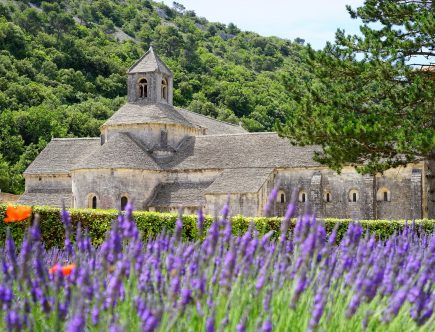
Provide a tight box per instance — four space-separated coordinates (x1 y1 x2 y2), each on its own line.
24 138 100 175
18 192 72 208
28 133 320 173
149 182 213 207
102 102 196 128
176 108 246 135
205 168 273 194
167 133 321 170
73 133 160 170
128 47 172 75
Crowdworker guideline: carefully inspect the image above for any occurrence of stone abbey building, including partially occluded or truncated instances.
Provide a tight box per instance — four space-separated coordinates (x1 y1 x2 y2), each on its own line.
19 48 434 219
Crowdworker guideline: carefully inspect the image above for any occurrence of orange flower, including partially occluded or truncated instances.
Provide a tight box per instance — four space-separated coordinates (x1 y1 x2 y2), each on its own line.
4 205 32 223
49 263 76 277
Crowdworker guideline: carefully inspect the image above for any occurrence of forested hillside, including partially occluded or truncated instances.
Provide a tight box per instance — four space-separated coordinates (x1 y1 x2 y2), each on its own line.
0 0 314 194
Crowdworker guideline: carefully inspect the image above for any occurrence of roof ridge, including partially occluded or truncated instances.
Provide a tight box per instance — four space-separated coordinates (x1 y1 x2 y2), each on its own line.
196 132 277 138
127 47 173 74
52 137 99 141
176 107 244 129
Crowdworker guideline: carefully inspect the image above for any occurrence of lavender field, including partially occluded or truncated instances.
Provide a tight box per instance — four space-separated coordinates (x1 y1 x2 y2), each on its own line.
0 199 434 332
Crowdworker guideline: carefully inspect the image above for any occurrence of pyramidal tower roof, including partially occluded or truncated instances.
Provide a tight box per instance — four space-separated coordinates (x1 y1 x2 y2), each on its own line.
127 47 172 75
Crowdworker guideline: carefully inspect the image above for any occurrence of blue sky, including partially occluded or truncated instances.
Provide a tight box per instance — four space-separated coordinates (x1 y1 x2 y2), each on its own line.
161 0 365 49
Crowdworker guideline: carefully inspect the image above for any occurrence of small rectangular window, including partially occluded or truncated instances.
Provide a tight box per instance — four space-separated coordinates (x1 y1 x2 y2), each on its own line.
384 191 388 202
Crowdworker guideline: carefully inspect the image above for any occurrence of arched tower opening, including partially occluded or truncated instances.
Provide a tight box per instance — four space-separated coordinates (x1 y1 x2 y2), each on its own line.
126 47 173 104
138 78 148 98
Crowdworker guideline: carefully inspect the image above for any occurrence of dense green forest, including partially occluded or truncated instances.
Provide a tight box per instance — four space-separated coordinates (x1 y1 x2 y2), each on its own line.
0 0 315 193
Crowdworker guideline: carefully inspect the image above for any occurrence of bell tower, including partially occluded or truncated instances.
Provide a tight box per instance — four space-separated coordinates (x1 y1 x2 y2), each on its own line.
127 47 173 105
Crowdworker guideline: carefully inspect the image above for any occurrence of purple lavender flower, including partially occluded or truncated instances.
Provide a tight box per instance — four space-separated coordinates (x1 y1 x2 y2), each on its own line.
0 284 13 306
290 272 307 308
263 180 281 216
180 288 192 307
256 273 266 291
280 187 298 242
5 229 17 278
30 217 41 242
263 289 273 312
109 323 123 332
60 207 74 256
66 313 86 332
260 231 274 248
91 305 99 326
346 293 362 318
308 291 326 331
236 316 247 332
205 314 215 332
205 222 219 257
175 209 183 242
220 246 236 288
197 207 205 237
261 319 272 332
220 195 230 221
5 310 21 331
223 220 232 243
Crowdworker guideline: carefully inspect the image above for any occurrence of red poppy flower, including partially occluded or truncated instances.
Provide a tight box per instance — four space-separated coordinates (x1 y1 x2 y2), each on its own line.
49 263 76 277
4 205 32 223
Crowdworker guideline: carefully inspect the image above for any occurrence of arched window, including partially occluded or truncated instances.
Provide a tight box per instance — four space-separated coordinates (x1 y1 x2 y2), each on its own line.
88 194 98 209
121 196 128 211
277 190 286 203
348 189 359 202
324 191 331 203
376 187 391 202
299 191 307 203
138 78 147 98
161 78 168 100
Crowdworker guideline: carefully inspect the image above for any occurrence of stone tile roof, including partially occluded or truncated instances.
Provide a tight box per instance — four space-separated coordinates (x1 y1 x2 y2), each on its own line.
73 133 160 170
175 108 247 135
24 138 100 175
102 102 197 128
27 132 320 174
18 191 72 208
205 168 273 194
128 47 172 75
149 182 213 207
167 133 321 170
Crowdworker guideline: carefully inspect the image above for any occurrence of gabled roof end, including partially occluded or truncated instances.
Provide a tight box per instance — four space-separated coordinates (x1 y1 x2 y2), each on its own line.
127 46 173 75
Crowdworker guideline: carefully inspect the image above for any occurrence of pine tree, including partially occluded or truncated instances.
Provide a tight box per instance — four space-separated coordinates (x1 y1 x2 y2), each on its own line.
277 0 435 174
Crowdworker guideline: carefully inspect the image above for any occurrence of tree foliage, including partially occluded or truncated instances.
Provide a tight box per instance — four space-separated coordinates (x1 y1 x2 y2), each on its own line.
277 0 435 174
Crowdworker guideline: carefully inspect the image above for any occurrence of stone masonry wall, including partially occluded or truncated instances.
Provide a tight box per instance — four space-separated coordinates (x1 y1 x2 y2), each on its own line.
205 193 259 217
105 124 202 149
25 174 71 193
272 165 424 220
72 169 165 210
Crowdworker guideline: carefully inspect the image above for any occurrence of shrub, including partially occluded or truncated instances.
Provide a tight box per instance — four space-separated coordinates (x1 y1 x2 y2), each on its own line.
0 204 434 248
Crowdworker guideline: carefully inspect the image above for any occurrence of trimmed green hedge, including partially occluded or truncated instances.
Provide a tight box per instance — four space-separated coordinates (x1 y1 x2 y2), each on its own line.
0 204 434 248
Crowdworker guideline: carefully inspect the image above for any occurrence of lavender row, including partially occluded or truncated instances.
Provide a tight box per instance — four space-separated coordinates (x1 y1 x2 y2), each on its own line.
0 198 434 331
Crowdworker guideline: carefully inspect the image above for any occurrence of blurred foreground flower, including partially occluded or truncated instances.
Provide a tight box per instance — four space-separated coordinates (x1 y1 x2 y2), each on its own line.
4 205 32 223
49 263 76 277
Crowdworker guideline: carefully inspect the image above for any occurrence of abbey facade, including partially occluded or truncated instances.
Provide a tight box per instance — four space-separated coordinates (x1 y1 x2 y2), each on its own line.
19 48 435 219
